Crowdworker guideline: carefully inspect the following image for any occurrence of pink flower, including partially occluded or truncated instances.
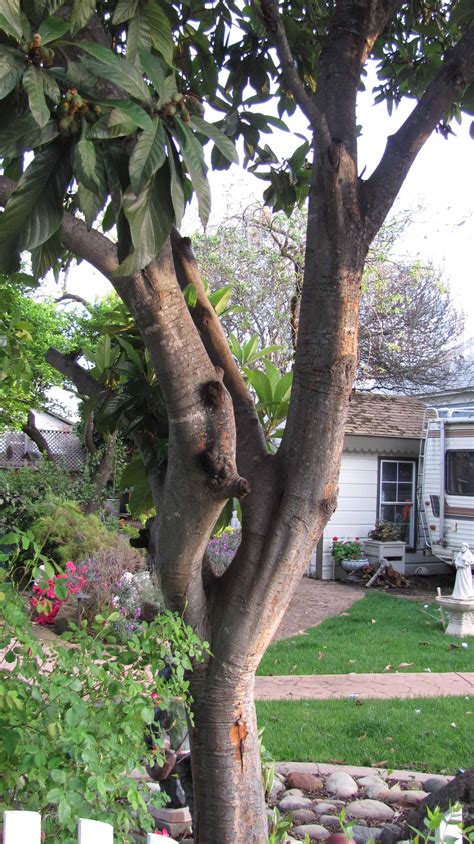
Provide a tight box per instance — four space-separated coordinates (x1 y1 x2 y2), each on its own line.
65 561 76 572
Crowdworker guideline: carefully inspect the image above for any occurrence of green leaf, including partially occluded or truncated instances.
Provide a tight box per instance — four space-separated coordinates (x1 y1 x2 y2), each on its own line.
183 283 197 309
22 65 50 128
38 14 69 44
97 100 154 131
209 285 233 316
0 0 22 41
115 166 174 275
0 45 25 101
74 123 98 192
143 2 174 66
87 110 138 140
247 369 273 405
0 114 59 158
54 581 68 600
165 137 185 225
112 0 138 25
78 42 152 104
191 115 239 164
31 228 62 278
171 118 210 227
70 0 95 34
129 117 166 194
138 47 165 101
76 149 108 226
0 143 71 260
126 4 151 69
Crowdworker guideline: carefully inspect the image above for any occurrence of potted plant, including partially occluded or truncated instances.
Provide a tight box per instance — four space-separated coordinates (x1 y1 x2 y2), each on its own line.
331 536 368 575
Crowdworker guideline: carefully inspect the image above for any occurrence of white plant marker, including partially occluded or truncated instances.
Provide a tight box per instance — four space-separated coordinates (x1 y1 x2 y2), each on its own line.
77 818 114 844
435 805 463 844
3 811 41 844
147 834 179 844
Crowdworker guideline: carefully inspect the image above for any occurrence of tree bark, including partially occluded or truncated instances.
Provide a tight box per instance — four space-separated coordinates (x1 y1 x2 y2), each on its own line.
84 430 118 514
188 662 267 843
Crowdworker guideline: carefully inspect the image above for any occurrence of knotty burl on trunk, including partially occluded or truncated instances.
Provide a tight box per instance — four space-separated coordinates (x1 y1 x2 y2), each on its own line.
1 1 474 841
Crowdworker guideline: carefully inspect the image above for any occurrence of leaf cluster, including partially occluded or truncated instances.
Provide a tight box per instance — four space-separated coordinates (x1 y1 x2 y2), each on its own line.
0 570 207 841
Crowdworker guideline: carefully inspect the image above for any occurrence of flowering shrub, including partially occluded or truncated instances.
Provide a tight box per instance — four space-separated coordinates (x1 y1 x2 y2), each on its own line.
331 536 363 563
207 528 241 575
1 569 208 841
111 570 163 641
78 538 146 622
31 561 88 624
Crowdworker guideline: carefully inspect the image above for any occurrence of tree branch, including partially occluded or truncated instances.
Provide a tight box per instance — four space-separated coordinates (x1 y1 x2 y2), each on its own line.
170 226 267 475
258 0 331 149
361 25 474 242
23 411 53 460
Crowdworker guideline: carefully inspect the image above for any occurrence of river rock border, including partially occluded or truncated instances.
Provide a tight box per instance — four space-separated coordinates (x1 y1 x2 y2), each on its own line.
270 764 451 843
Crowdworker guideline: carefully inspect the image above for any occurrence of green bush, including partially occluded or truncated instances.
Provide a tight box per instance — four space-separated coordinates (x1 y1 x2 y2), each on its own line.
31 500 112 564
0 571 207 842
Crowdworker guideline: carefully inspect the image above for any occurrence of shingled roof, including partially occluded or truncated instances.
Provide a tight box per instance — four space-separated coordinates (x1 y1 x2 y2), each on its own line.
345 392 427 439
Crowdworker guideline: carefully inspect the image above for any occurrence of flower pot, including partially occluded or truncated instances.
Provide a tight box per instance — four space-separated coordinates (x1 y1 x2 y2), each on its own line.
340 557 369 573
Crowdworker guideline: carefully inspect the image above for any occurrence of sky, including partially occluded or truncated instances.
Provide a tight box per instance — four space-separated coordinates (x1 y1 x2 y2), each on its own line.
60 64 474 333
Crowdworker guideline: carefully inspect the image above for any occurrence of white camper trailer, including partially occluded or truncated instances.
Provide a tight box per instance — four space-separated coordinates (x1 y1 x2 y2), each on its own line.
419 407 474 564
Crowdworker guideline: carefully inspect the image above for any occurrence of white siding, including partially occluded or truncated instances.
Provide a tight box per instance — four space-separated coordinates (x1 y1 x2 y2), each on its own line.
308 452 379 579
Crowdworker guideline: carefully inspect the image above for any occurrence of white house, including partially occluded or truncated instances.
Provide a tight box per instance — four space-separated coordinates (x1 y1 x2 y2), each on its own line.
308 392 434 579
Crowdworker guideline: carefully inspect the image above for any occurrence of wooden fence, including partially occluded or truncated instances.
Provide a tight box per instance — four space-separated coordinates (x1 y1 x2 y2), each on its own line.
2 811 177 843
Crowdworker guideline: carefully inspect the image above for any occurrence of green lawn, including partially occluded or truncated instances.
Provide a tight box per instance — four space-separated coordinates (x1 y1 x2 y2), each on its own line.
256 696 473 774
258 593 474 676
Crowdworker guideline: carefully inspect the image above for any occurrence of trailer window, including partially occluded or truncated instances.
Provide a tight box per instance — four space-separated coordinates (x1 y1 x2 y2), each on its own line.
446 450 474 495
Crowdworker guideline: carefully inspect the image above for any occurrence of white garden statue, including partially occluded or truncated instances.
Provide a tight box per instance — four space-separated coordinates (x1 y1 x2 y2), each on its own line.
452 542 474 600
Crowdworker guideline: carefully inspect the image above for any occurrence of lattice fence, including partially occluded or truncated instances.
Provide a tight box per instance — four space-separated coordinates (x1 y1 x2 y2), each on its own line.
0 430 84 471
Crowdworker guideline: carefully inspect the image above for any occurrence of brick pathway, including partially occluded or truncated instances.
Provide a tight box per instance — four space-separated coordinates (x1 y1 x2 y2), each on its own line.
254 671 474 700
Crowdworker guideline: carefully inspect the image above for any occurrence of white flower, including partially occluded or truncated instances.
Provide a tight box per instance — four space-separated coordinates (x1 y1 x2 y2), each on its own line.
461 642 468 648
415 709 421 714
424 668 432 672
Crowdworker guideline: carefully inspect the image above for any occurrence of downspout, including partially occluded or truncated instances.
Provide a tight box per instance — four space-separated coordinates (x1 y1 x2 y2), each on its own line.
438 419 445 544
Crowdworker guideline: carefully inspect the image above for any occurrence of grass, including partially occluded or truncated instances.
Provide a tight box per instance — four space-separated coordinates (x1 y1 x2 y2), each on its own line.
258 592 474 676
256 696 473 774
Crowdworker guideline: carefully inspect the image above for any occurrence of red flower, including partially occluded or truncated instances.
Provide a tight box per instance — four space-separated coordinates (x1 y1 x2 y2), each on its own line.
332 536 339 541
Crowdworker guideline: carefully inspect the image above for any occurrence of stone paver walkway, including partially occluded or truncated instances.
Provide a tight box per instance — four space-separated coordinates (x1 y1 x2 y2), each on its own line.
254 671 474 700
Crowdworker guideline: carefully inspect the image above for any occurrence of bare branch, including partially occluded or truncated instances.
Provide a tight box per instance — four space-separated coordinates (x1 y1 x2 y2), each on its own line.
258 0 330 148
56 293 91 309
23 411 53 460
362 25 474 242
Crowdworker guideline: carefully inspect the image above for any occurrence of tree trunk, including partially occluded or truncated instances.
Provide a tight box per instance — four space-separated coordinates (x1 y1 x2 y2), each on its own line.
189 664 267 843
85 431 118 514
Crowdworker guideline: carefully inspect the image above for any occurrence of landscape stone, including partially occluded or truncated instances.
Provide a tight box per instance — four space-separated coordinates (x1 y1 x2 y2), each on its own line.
326 772 359 799
405 781 424 791
279 795 315 812
292 823 331 840
424 776 449 793
292 809 319 825
313 802 339 815
287 772 324 792
358 776 387 788
285 788 305 797
365 784 392 801
320 815 341 828
379 823 403 844
389 790 427 807
351 825 383 844
345 800 395 822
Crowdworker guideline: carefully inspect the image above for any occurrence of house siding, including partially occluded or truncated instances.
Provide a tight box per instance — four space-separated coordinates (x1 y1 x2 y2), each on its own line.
308 453 379 579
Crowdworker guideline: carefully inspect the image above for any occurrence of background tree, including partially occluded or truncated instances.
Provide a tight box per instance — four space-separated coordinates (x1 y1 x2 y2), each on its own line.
0 273 73 431
193 204 471 392
1 2 474 842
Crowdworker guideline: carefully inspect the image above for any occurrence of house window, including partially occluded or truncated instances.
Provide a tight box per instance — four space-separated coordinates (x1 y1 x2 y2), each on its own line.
446 450 474 495
378 459 416 547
